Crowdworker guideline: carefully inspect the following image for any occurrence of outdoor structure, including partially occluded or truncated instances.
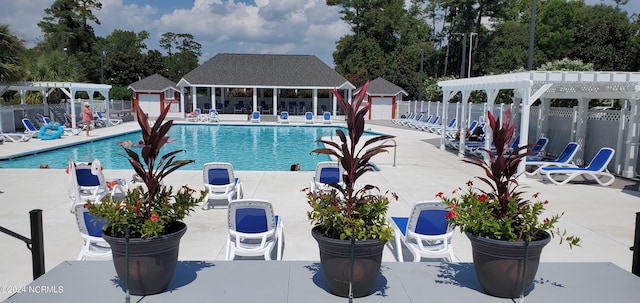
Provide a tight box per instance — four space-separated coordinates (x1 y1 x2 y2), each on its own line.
128 74 181 117
0 82 112 130
176 53 355 117
437 71 640 179
355 77 408 120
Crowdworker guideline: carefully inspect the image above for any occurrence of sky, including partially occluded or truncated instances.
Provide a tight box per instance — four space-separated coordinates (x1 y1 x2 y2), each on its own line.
1 0 639 68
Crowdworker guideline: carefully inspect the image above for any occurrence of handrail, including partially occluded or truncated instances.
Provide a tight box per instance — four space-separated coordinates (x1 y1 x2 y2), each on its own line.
321 129 334 139
380 138 397 167
0 209 45 279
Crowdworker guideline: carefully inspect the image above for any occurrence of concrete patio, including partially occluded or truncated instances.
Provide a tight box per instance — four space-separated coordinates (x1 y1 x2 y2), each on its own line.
1 120 639 301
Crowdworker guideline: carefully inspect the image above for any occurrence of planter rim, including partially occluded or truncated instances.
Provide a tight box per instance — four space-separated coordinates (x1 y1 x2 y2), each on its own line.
311 225 387 245
464 231 551 246
103 221 187 244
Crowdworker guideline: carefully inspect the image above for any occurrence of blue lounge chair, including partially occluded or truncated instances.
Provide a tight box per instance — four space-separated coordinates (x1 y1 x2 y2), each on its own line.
226 199 283 260
389 201 456 262
401 112 424 127
322 112 332 124
21 118 39 137
202 162 243 209
68 160 108 213
541 147 615 186
526 142 579 176
279 111 290 124
304 112 314 124
526 137 549 161
251 111 260 123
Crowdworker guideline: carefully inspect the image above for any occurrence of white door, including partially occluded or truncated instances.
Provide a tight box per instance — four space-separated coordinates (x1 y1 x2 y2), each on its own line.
138 94 161 117
370 97 393 120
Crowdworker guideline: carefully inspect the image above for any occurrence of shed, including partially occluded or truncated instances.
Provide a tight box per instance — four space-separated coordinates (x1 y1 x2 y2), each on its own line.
128 74 181 117
356 77 408 120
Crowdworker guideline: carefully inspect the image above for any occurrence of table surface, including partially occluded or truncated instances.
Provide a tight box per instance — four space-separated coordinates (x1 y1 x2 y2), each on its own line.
3 261 640 302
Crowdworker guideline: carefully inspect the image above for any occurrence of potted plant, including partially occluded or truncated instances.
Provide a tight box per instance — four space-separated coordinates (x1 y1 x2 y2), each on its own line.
86 105 205 295
305 81 396 298
438 108 580 298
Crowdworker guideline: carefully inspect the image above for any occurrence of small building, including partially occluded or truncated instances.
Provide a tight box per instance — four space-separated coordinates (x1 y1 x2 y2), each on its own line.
356 77 408 120
128 74 181 117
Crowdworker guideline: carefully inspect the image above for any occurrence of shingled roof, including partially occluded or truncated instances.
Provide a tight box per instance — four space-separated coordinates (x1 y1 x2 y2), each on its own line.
128 74 178 92
177 53 354 90
357 77 408 97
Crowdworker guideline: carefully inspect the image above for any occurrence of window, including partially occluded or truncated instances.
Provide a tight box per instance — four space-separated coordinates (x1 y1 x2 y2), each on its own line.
164 90 174 100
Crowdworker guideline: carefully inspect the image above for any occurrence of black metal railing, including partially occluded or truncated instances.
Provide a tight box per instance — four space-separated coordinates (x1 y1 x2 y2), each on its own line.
632 212 640 277
0 209 45 279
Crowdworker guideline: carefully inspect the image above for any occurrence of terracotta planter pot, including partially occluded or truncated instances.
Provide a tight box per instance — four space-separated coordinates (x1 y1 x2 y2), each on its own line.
103 222 187 295
311 226 385 298
466 231 550 298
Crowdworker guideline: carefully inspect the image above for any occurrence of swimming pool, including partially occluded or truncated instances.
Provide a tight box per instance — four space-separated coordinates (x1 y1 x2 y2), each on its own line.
0 124 381 171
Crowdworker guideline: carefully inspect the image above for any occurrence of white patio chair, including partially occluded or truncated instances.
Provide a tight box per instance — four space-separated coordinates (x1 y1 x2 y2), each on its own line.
388 201 456 262
73 204 112 261
226 199 283 261
202 162 243 209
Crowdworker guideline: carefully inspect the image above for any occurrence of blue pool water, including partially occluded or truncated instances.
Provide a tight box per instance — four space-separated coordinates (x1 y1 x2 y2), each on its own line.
0 124 376 171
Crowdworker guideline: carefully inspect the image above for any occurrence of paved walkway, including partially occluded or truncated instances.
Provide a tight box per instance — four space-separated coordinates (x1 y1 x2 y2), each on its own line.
1 120 639 301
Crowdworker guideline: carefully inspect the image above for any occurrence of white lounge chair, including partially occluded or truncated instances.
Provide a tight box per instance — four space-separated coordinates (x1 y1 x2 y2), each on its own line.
251 111 260 123
202 162 243 209
304 112 314 124
279 111 290 124
388 201 456 262
0 131 31 142
401 112 425 127
186 108 202 122
226 199 284 261
68 159 127 213
541 147 616 186
95 111 123 126
309 161 343 195
322 112 332 124
73 204 112 260
207 109 219 122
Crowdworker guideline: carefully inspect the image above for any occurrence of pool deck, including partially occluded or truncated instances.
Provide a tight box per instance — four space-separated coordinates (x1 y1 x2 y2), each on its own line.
1 120 640 301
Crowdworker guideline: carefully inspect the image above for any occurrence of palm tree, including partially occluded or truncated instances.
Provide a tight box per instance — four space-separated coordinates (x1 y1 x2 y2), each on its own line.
0 24 26 83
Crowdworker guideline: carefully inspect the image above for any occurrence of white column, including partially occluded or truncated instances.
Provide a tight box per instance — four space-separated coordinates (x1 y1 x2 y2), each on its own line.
623 99 639 178
313 89 318 116
190 86 196 112
252 88 258 113
272 88 277 115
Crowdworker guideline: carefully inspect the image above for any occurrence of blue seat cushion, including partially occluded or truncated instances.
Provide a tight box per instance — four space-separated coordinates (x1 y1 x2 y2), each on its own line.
236 208 268 233
415 210 449 235
209 169 231 185
319 167 340 184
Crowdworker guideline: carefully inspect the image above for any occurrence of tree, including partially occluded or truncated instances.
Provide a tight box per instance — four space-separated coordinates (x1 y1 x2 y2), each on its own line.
571 4 636 70
101 30 150 85
329 0 435 99
159 32 201 82
0 24 26 83
37 0 102 54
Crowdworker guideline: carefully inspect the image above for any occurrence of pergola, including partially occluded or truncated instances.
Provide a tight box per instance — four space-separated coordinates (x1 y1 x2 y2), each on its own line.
0 81 112 128
438 71 640 178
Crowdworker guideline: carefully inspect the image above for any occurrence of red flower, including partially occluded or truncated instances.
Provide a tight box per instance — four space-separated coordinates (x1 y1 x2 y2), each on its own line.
445 210 458 219
533 192 540 198
448 203 456 209
543 218 550 224
543 200 549 205
435 192 444 198
478 194 488 202
150 213 159 222
466 180 473 187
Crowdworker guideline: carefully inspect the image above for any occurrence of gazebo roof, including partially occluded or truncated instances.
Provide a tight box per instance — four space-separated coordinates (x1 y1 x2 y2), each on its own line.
128 74 177 93
177 53 355 90
438 71 640 100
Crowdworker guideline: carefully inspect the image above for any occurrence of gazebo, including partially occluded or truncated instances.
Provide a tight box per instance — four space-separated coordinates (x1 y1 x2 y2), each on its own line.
0 82 112 129
438 71 640 178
